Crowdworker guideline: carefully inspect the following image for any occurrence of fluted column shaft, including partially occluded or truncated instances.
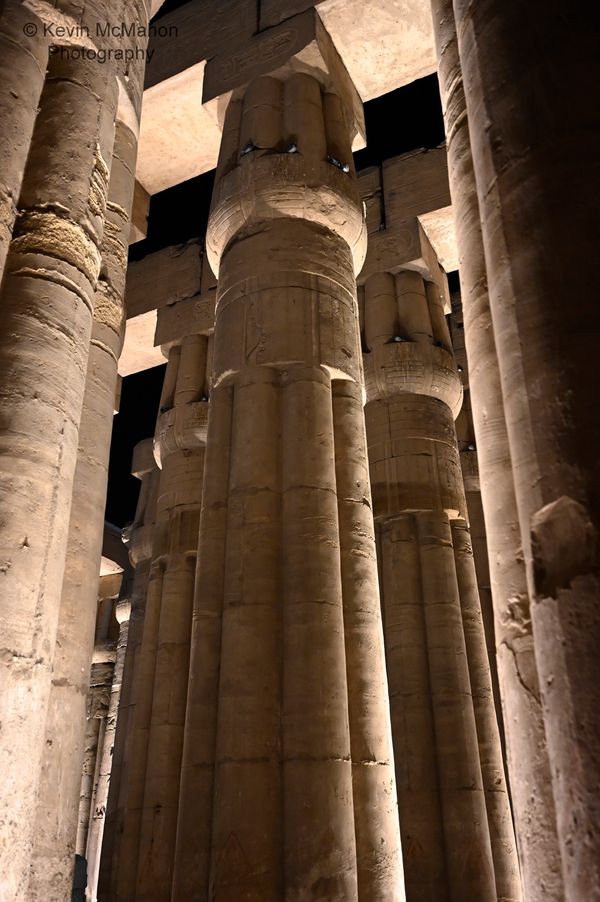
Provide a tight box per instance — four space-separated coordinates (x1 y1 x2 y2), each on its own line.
77 664 112 865
429 0 562 895
134 335 210 900
174 73 403 902
0 55 118 896
363 268 519 900
85 594 132 902
452 0 600 896
30 116 139 901
99 441 160 899
76 585 120 861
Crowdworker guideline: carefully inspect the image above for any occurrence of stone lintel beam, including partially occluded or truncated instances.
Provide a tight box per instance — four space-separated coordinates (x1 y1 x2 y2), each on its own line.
202 8 366 151
126 239 203 320
101 523 130 576
144 0 258 90
137 1 438 194
98 572 125 604
119 239 204 375
358 146 456 308
359 221 450 312
156 292 216 350
129 180 150 244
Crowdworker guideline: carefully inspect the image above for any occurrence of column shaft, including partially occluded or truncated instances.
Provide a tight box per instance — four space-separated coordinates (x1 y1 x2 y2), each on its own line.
134 335 209 900
332 379 404 899
30 117 138 900
77 701 105 858
115 564 164 899
280 364 358 900
209 366 283 900
364 266 517 899
0 2 48 283
99 442 159 898
0 56 117 896
452 519 521 901
429 0 563 895
418 510 496 898
172 383 234 900
85 596 131 902
174 73 403 901
452 0 600 895
380 514 448 900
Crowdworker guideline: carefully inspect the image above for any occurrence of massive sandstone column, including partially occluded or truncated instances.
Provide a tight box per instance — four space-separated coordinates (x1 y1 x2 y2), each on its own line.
30 116 139 901
0 2 48 285
429 0 563 896
362 268 520 901
133 335 210 899
0 54 118 896
98 440 160 899
173 71 403 901
452 0 600 897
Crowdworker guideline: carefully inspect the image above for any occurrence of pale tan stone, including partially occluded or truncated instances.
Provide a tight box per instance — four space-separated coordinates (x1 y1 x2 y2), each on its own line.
84 591 132 901
0 55 119 898
133 333 209 899
455 0 600 875
98 443 160 899
0 2 48 285
432 0 574 896
29 118 141 902
137 0 439 194
363 262 519 898
174 71 403 901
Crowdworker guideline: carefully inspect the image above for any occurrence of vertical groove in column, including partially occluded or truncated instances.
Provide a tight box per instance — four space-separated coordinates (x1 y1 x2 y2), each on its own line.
416 510 496 900
281 365 358 902
452 518 521 901
332 378 404 901
173 383 235 901
380 513 449 901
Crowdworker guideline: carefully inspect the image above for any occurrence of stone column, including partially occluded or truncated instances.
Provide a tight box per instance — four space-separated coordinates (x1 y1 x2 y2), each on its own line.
174 71 403 902
133 336 210 899
0 1 48 284
363 268 519 900
0 54 118 896
76 578 122 869
429 4 563 892
98 440 160 899
85 591 132 902
30 116 139 901
450 302 501 715
451 0 600 896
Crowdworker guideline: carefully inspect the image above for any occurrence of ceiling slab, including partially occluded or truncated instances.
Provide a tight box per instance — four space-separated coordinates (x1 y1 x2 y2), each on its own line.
136 0 438 195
